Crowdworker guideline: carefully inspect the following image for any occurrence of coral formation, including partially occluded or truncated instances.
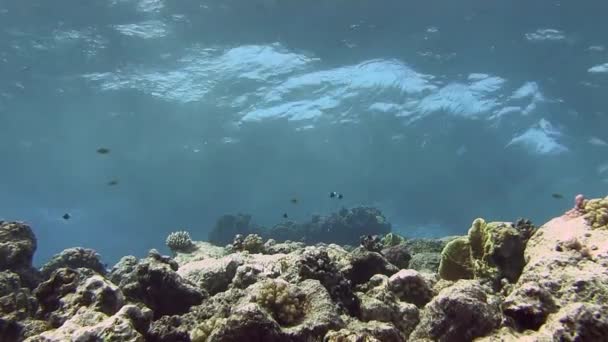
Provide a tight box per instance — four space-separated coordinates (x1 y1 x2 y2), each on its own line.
230 233 265 253
582 195 608 230
165 230 194 253
2 196 608 341
438 217 531 285
381 232 405 247
360 235 383 253
251 279 305 326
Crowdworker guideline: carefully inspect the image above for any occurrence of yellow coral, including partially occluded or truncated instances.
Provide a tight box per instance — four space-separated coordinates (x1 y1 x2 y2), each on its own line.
583 196 608 230
252 279 306 326
190 317 226 342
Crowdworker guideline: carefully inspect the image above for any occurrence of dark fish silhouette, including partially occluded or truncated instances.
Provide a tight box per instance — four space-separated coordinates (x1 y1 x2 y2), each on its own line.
62 213 71 220
290 198 298 204
96 147 110 154
551 193 564 199
107 179 119 186
283 213 288 218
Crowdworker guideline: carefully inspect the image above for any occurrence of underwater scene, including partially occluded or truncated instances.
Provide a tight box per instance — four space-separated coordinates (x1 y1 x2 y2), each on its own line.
1 0 608 341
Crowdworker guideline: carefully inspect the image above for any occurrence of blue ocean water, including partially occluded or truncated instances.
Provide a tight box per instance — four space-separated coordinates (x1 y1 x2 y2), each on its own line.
0 0 607 265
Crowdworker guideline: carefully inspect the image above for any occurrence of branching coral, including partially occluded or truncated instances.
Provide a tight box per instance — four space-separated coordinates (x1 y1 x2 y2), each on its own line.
165 231 194 253
190 316 227 342
252 279 306 326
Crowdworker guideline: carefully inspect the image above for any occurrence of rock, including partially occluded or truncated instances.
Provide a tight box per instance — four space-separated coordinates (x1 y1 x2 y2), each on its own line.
0 271 38 327
263 240 304 255
387 269 434 307
206 303 283 342
112 251 205 318
410 280 501 341
231 254 285 289
177 255 241 295
108 256 139 288
0 221 40 288
500 212 608 338
358 274 420 338
403 238 447 254
172 241 227 265
279 279 344 340
358 291 419 339
381 244 411 269
198 278 343 341
535 303 608 341
360 235 383 253
502 282 558 330
0 318 22 341
25 304 152 342
40 247 106 278
517 215 608 306
343 249 399 285
408 252 441 273
297 247 360 316
324 320 404 342
33 268 124 328
147 315 191 342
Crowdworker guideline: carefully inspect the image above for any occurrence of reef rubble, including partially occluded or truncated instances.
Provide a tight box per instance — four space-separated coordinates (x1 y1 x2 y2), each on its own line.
1 195 608 341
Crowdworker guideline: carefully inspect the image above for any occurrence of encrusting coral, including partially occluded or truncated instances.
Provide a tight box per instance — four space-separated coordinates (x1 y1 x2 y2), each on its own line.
438 217 531 286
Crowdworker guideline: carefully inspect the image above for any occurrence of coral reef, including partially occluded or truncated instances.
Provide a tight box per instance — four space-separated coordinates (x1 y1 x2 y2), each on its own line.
2 194 608 341
165 231 194 253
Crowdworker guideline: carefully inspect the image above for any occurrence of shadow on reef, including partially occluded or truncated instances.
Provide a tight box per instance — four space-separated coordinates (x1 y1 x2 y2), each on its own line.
2 195 608 341
208 206 391 246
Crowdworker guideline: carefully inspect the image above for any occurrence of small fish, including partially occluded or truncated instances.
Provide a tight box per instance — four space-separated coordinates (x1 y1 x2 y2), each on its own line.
330 191 344 199
551 193 564 199
96 147 110 154
282 213 288 219
290 198 298 204
107 179 119 186
62 213 71 220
